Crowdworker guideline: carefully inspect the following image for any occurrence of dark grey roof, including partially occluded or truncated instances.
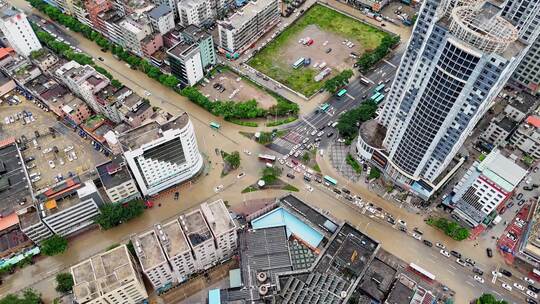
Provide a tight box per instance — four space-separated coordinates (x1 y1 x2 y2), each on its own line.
386 281 414 304
509 95 536 114
280 194 338 236
495 116 517 133
0 142 32 216
96 156 134 190
148 4 172 20
358 258 398 301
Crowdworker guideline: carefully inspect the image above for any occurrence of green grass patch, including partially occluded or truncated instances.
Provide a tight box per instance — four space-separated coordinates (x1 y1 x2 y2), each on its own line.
478 153 486 162
346 154 362 174
248 4 389 96
229 119 258 127
266 116 297 127
283 184 299 192
313 163 321 173
241 186 258 193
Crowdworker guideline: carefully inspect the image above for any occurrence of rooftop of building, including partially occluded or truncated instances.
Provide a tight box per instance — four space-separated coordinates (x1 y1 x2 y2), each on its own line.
219 0 276 30
182 24 211 42
118 113 190 151
507 94 537 114
495 115 517 133
133 228 168 271
40 84 70 103
477 149 527 192
520 199 540 260
0 70 11 85
95 156 133 190
167 42 198 59
71 245 143 302
37 179 102 217
221 226 293 303
99 8 124 23
358 257 398 302
279 194 339 237
181 209 213 247
526 115 540 129
26 74 59 95
0 138 33 216
359 119 386 149
385 278 415 304
147 4 172 19
160 219 191 258
0 3 23 20
202 200 236 236
123 100 152 120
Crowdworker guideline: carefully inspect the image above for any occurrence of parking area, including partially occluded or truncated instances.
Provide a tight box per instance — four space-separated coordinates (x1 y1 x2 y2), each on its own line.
199 70 277 109
0 93 108 192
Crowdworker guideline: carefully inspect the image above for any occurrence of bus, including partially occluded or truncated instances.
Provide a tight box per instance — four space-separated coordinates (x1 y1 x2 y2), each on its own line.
292 57 305 69
210 122 221 130
319 103 330 112
374 84 385 92
258 154 276 162
370 92 382 101
323 175 337 186
336 89 348 98
374 94 385 104
409 263 436 281
359 77 370 85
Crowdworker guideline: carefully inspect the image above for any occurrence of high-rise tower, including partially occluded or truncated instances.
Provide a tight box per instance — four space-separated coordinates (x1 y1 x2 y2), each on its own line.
357 0 539 197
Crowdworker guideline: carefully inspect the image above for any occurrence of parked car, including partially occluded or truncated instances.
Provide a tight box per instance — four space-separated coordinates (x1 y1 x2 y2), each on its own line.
422 240 433 247
500 268 512 277
435 243 445 249
450 250 461 258
486 248 493 257
529 285 540 293
286 173 295 179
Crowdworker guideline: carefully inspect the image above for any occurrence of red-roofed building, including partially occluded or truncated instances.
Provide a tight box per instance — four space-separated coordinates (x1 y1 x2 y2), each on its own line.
511 115 540 159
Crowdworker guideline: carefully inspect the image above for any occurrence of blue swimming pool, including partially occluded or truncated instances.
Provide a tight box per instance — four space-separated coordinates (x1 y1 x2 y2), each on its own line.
251 207 323 248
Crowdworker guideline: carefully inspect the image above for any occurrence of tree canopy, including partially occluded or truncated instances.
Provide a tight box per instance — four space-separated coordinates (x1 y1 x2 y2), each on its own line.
94 200 145 230
324 70 354 93
40 234 68 256
0 289 41 304
427 217 470 241
55 273 74 293
224 151 241 170
336 101 378 142
476 293 509 304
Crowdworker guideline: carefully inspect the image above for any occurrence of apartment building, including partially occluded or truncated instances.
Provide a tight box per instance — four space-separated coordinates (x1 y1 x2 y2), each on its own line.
360 0 539 198
131 228 175 290
178 0 214 27
85 0 113 34
167 42 204 87
217 0 279 56
0 3 42 57
181 25 216 69
71 245 148 304
118 113 203 196
159 218 197 282
503 95 537 122
510 115 540 159
481 116 517 147
55 61 110 114
451 149 527 227
96 156 141 204
35 178 104 237
148 4 175 35
120 16 153 57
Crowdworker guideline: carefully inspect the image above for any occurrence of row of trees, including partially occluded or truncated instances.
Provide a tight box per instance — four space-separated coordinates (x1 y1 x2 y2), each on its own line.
323 69 354 93
94 199 145 230
426 217 470 241
0 289 42 304
357 35 401 72
336 100 378 142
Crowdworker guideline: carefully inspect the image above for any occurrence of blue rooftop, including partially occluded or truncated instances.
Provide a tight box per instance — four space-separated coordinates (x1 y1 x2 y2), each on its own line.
251 207 323 248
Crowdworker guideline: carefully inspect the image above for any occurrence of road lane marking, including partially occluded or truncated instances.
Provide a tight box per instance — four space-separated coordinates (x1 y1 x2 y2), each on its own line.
449 265 457 270
383 59 397 68
346 93 356 100
447 270 455 275
466 281 475 287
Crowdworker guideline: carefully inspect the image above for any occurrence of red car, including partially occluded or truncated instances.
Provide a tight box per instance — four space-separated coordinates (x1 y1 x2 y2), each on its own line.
145 200 154 208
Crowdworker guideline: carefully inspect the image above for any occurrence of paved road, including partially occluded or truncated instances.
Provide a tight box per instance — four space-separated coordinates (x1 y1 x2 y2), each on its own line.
2 1 535 303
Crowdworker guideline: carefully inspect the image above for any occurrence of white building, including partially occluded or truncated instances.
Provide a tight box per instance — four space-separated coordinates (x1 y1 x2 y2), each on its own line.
217 0 279 55
96 156 141 204
178 0 214 27
148 4 175 35
55 61 110 114
118 113 203 196
452 149 527 227
158 219 197 283
37 179 104 237
71 245 148 304
0 3 41 57
167 42 204 86
131 228 175 290
120 16 153 57
480 116 517 147
510 115 540 159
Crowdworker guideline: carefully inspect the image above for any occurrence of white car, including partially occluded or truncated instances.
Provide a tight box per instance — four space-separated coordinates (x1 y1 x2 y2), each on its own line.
473 275 484 283
237 172 245 179
48 160 55 168
527 290 538 299
243 150 252 155
524 277 535 284
42 147 52 154
502 283 512 291
439 250 450 258
398 219 407 226
455 259 467 267
412 233 422 241
316 131 324 137
435 243 445 249
513 283 526 291
144 90 151 96
492 271 502 277
305 185 313 192
214 185 224 192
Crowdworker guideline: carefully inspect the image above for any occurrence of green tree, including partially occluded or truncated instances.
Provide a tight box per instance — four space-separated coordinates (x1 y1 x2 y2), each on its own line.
336 101 378 141
94 200 145 230
40 234 68 256
302 152 310 163
111 79 122 88
476 293 508 304
0 289 42 304
261 166 282 184
55 273 74 293
368 167 381 179
224 151 241 170
324 69 354 93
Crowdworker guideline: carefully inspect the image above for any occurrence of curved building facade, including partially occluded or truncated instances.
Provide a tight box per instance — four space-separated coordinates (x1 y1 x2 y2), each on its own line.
378 0 537 192
119 113 203 196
